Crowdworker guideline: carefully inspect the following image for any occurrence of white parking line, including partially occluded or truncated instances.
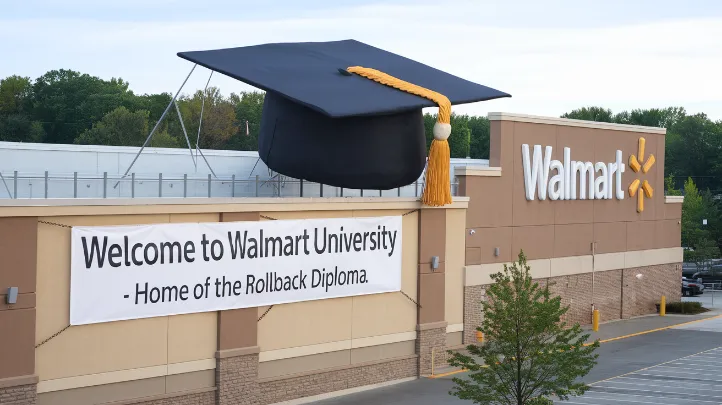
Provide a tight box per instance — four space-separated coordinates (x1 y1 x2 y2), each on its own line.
557 346 722 404
614 376 722 388
632 372 722 382
591 384 722 399
599 380 722 391
578 393 700 405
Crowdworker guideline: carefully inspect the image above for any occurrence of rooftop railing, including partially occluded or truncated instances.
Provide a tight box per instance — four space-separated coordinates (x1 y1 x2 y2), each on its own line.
0 171 460 200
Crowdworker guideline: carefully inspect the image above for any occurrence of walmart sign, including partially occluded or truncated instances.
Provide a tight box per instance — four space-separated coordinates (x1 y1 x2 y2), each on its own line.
521 144 626 201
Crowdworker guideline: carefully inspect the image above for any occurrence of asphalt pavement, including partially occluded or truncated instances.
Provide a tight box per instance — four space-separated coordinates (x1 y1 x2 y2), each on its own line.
305 313 722 405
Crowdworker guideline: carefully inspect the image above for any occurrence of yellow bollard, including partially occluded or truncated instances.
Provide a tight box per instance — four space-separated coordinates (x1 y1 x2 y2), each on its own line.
660 295 666 316
592 309 600 332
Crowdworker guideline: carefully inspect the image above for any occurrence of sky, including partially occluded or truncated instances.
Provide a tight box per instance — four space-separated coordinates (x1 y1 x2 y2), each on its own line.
2 0 721 120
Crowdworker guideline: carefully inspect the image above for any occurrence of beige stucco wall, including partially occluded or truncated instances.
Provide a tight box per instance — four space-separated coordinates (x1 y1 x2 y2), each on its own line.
35 213 219 382
25 197 469 388
257 209 419 352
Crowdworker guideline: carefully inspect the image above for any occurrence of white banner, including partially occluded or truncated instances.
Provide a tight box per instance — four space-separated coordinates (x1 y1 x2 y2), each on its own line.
70 216 402 325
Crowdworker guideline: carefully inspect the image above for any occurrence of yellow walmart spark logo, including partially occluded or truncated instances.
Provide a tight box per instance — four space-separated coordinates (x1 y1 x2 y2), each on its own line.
628 137 655 212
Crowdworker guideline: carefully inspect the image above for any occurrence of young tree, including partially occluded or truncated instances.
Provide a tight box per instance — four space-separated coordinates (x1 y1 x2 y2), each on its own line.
448 251 599 405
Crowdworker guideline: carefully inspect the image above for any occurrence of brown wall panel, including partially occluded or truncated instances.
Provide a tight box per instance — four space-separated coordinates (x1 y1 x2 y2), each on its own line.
217 308 257 350
656 220 682 248
417 273 445 324
218 211 259 351
654 135 667 220
554 200 594 225
465 120 513 229
220 212 260 222
511 225 554 260
465 247 481 266
476 226 513 264
554 224 593 257
418 209 446 265
664 203 682 220
626 221 657 251
0 308 35 379
0 292 35 311
0 217 37 294
593 222 627 254
418 261 445 275
464 177 512 229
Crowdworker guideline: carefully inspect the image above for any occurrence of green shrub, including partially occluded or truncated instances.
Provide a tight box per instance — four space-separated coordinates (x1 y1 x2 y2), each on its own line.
664 301 707 314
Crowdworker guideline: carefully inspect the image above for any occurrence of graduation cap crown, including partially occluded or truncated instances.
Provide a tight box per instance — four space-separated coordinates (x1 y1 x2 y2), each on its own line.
178 39 510 206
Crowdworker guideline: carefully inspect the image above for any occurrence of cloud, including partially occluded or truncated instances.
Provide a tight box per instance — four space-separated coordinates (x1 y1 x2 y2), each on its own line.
1 1 721 120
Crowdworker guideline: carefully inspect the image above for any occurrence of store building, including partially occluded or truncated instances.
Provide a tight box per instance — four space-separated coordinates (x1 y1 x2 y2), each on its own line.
0 113 681 405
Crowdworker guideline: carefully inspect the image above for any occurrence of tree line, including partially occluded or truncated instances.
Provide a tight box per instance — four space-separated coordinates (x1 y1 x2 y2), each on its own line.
1 70 720 257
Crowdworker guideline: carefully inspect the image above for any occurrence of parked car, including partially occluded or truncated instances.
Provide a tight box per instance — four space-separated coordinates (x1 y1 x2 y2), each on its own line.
682 277 705 296
686 264 722 289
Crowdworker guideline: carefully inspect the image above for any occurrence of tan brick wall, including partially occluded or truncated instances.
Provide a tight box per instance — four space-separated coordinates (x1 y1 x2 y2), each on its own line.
258 356 417 405
464 264 681 332
0 383 36 405
126 390 215 405
463 285 484 344
593 269 623 322
216 354 259 405
623 263 681 318
548 273 594 326
416 327 446 376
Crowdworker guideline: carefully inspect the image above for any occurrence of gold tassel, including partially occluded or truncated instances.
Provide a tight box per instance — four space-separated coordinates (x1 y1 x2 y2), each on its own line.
345 66 453 207
422 139 452 206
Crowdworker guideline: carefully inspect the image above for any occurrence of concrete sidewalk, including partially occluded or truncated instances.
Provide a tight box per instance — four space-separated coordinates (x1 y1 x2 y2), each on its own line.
432 311 722 377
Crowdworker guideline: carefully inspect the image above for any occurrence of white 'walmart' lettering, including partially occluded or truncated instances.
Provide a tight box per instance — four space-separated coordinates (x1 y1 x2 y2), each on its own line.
521 144 626 201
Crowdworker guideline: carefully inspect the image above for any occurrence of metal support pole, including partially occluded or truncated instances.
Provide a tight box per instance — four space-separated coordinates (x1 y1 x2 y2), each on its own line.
174 100 197 168
196 147 218 179
255 175 259 197
183 174 187 197
44 171 48 198
340 188 344 197
320 184 323 197
114 64 197 188
158 173 163 197
232 174 236 197
397 187 401 197
103 172 107 198
74 172 78 198
360 189 364 197
0 172 12 198
277 176 281 197
131 173 135 198
13 171 18 199
208 174 211 197
379 189 382 197
195 71 213 163
300 179 304 197
415 180 419 197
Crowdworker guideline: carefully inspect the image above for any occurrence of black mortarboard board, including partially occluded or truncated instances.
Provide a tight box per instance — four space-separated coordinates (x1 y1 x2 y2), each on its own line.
177 39 510 206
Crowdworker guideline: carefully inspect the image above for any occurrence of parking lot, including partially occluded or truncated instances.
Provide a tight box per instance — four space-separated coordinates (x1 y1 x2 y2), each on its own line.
313 314 722 405
556 316 722 405
557 347 722 404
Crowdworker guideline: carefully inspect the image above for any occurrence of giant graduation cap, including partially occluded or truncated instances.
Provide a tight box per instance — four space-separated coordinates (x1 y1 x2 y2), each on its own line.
178 39 510 206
